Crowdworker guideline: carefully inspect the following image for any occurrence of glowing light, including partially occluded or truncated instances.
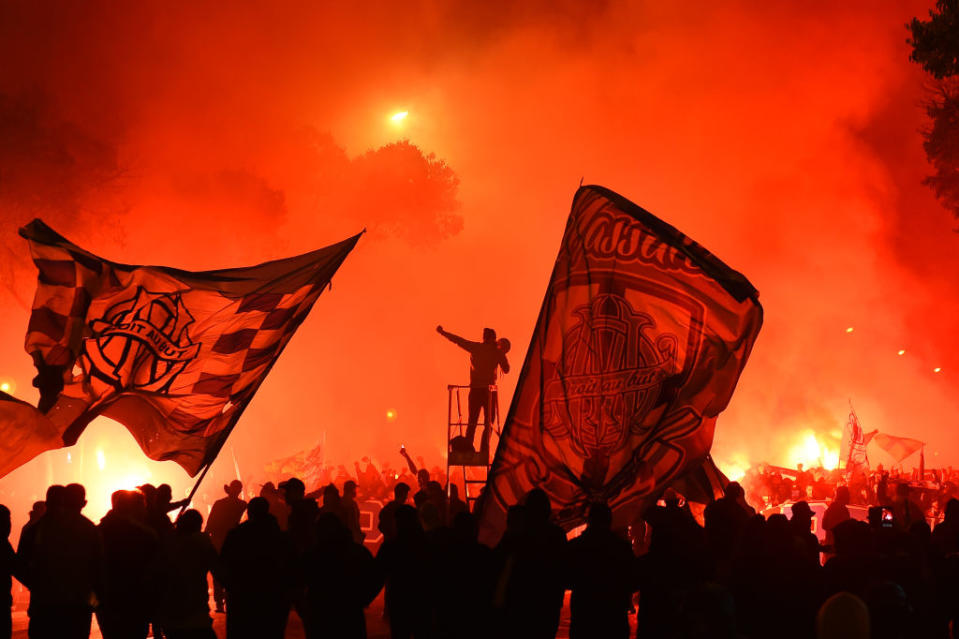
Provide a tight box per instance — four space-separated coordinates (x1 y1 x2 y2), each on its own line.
934 367 942 373
845 327 854 333
787 430 839 470
67 453 72 463
716 452 750 482
390 111 408 123
386 409 397 420
96 449 106 471
0 377 15 395
0 383 8 393
897 349 905 356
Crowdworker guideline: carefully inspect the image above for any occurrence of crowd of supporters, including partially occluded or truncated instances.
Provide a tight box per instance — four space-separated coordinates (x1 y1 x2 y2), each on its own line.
2 466 959 638
740 462 959 521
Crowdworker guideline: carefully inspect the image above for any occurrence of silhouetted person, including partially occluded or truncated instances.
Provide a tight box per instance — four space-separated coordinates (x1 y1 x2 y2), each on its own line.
448 484 467 521
96 490 159 639
259 482 288 530
496 489 566 639
304 513 382 639
790 500 822 567
0 505 14 639
436 325 509 452
319 483 346 525
342 480 366 544
565 503 634 639
892 483 924 531
376 505 431 639
18 483 101 639
156 510 218 639
378 482 410 542
219 497 294 639
932 498 959 555
822 486 851 558
204 480 246 613
704 481 754 578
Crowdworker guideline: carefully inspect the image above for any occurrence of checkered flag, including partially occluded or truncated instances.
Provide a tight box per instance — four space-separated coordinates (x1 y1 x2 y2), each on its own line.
1 220 360 477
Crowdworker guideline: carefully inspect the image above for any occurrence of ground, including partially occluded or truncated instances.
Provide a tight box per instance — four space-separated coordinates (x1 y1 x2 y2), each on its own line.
11 590 579 638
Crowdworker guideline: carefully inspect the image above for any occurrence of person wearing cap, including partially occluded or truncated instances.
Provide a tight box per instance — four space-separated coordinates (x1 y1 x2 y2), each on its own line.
436 325 510 453
204 480 246 613
789 500 822 566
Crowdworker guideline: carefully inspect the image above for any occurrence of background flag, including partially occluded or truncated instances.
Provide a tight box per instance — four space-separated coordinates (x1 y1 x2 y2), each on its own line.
0 220 360 477
478 185 762 543
870 432 924 464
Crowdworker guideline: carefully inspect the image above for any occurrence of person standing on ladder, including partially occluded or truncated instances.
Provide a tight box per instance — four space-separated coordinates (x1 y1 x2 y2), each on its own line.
436 325 510 453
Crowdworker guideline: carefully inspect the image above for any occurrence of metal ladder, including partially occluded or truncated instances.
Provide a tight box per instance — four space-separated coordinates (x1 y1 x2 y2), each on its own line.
446 384 500 512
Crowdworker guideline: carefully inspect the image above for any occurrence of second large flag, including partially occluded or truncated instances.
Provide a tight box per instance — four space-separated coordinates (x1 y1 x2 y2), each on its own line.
479 185 762 543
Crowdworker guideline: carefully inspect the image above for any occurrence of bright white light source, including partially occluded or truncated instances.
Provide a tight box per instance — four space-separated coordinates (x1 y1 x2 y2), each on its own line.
898 349 906 356
934 367 942 373
845 327 854 334
390 111 408 123
97 449 106 471
0 383 8 393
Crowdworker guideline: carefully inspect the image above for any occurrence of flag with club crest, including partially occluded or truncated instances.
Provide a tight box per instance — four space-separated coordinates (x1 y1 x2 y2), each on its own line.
478 185 762 544
0 220 360 477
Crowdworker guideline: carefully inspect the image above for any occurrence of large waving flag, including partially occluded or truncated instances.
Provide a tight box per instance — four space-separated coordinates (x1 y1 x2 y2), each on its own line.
0 220 360 477
478 186 762 543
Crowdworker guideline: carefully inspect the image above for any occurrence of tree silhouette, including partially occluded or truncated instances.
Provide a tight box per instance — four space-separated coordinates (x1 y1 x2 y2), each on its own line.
908 1 959 223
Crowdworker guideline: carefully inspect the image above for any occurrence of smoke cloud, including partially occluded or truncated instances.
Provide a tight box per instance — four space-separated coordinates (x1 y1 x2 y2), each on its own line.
0 1 956 518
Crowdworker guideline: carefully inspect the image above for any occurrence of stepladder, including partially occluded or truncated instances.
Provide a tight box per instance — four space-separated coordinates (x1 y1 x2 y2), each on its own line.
446 384 500 511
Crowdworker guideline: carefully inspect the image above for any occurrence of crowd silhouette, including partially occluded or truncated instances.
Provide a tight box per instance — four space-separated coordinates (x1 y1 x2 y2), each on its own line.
2 473 959 639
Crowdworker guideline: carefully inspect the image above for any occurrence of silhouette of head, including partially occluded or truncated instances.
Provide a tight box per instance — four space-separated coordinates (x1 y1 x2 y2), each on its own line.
176 509 203 534
322 483 340 507
816 591 869 639
29 501 45 522
247 497 270 521
524 488 551 524
45 485 66 512
482 328 496 343
157 483 173 506
497 337 511 353
587 502 613 531
394 482 410 502
791 501 813 526
417 469 430 489
224 480 243 497
945 498 959 522
281 477 305 502
0 505 9 539
723 482 744 500
64 483 86 514
343 480 357 499
449 484 460 500
835 486 850 505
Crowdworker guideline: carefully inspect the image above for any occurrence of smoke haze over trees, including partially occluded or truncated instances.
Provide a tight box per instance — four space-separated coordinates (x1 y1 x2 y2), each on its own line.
0 1 956 509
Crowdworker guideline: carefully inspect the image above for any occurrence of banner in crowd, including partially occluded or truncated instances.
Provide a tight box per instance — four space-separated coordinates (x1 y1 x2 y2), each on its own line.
0 220 360 477
478 185 763 543
840 408 874 471
871 432 924 464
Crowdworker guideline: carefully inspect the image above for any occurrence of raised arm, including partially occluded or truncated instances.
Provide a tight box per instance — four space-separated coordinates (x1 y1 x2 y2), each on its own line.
436 325 474 351
399 446 418 474
499 352 510 375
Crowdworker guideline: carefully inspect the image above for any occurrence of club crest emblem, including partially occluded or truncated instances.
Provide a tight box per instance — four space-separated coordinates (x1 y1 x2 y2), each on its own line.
82 287 200 393
543 293 679 485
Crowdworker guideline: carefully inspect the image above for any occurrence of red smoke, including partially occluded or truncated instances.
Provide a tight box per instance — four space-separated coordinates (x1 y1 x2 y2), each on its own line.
0 1 956 520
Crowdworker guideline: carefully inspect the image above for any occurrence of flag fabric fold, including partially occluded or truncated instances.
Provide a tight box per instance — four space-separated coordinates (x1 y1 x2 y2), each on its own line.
478 185 762 544
3 219 360 477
